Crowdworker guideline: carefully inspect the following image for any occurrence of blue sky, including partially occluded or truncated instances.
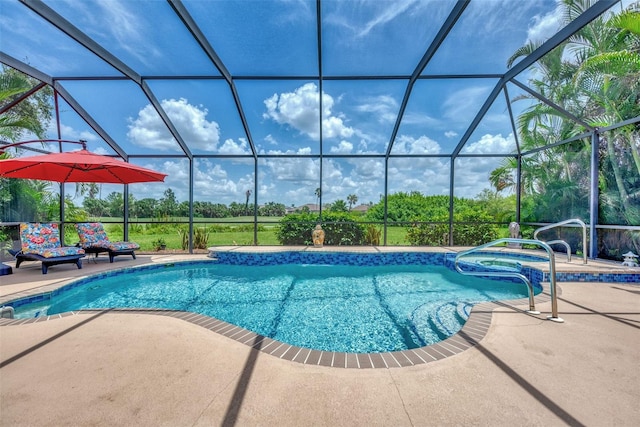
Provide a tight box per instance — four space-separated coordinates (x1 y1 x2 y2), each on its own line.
2 0 627 208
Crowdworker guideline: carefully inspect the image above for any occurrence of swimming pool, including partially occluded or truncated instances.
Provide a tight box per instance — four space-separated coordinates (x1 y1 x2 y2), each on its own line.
8 253 542 353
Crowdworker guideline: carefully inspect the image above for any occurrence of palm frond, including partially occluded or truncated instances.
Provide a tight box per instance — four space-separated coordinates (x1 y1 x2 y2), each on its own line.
0 73 31 102
0 115 42 139
506 42 540 69
574 51 640 93
610 10 640 35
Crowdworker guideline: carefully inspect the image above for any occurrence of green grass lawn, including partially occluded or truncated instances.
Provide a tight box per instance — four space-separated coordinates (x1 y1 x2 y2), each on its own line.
128 228 409 250
98 219 413 250
88 219 511 251
65 219 512 251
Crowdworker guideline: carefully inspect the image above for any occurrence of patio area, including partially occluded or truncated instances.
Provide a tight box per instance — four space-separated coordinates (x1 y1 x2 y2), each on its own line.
0 248 638 426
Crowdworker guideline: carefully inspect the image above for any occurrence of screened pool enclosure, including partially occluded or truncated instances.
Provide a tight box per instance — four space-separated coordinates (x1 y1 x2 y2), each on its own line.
1 0 638 259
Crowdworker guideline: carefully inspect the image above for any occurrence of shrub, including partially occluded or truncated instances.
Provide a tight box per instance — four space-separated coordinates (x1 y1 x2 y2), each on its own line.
406 208 498 246
276 212 317 245
178 227 188 250
152 237 166 251
128 223 144 234
234 224 264 232
276 211 366 245
406 222 448 246
598 228 640 260
194 227 209 249
366 192 451 222
321 212 366 245
364 225 381 245
452 221 498 246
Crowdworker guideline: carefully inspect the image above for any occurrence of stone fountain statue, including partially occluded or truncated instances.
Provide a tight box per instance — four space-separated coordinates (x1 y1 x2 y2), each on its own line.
312 224 325 248
507 222 522 248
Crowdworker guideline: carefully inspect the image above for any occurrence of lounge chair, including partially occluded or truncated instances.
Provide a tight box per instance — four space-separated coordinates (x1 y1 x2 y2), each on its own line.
75 222 139 263
16 223 85 274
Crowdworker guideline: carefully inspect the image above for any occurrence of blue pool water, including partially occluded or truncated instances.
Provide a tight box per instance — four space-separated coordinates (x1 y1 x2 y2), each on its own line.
11 262 538 353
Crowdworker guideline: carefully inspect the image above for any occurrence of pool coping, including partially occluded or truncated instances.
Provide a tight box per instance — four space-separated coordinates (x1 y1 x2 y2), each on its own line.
0 294 553 368
0 258 555 369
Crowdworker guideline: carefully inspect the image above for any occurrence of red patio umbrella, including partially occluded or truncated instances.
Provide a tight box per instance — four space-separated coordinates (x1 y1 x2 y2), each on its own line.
0 140 167 184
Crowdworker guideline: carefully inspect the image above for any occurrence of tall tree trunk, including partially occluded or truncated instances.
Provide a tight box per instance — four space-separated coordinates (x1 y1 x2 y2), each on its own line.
605 136 633 216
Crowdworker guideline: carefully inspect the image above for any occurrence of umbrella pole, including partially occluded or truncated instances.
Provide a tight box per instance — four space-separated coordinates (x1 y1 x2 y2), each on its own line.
0 139 87 154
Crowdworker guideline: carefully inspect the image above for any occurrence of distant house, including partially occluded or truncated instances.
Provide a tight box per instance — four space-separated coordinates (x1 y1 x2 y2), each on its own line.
285 204 320 214
352 204 371 213
285 203 371 214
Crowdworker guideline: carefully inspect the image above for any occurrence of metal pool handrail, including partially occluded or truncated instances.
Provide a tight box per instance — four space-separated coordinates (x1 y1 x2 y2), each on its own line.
534 218 588 264
454 238 563 323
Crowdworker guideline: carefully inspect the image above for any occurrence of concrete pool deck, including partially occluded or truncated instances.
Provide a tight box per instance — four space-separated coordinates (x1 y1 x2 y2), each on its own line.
1 246 639 426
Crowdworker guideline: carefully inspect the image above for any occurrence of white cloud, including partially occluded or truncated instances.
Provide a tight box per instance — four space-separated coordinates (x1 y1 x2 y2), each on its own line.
357 0 418 37
263 83 319 137
127 105 176 151
162 98 220 150
392 135 442 154
126 158 257 206
264 157 319 183
357 138 370 152
526 8 562 44
326 0 428 39
263 82 355 141
445 130 458 138
127 98 220 152
55 123 99 144
184 159 255 202
385 133 512 197
330 140 354 154
162 159 191 181
264 134 278 146
263 146 313 156
462 133 515 154
443 86 491 123
400 111 442 127
318 159 377 203
68 0 162 66
387 157 450 195
283 186 315 205
323 115 355 139
351 159 385 180
218 138 249 155
89 146 111 155
356 95 399 124
453 157 501 197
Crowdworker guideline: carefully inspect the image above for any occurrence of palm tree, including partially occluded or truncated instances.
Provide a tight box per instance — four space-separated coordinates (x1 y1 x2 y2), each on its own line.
0 67 52 141
494 0 639 225
347 194 358 211
330 199 348 212
314 187 321 210
571 6 640 224
75 182 99 200
0 68 56 223
0 71 43 141
244 189 252 216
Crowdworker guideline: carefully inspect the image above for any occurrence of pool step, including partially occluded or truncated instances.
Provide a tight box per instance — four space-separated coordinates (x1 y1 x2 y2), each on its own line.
430 302 472 338
456 301 472 319
409 301 472 343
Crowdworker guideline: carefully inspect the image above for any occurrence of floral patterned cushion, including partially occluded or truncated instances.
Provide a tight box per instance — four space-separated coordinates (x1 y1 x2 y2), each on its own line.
75 222 109 245
75 222 140 251
106 241 140 251
20 223 85 258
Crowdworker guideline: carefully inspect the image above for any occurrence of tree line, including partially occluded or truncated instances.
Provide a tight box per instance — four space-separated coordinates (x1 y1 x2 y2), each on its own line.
82 188 288 219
